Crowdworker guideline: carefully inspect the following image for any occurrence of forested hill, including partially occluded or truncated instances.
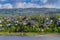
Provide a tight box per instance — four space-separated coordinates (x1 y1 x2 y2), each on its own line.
0 8 60 17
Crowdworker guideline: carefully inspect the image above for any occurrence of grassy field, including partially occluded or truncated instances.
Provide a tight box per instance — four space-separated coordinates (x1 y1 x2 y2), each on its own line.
0 32 60 36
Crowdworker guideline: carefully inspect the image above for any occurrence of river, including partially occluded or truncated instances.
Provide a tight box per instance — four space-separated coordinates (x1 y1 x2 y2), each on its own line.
0 36 60 40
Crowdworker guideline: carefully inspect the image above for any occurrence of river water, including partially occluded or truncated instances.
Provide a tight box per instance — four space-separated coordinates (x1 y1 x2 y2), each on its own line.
0 36 60 40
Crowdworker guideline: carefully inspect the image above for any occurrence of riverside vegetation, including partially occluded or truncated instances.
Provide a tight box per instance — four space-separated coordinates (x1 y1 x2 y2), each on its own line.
0 14 60 36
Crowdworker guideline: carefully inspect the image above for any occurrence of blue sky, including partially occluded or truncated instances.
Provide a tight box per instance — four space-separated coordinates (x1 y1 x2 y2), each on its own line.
0 0 60 9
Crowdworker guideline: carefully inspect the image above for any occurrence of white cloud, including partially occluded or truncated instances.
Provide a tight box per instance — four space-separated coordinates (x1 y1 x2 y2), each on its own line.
40 0 48 3
0 3 56 9
0 4 2 8
0 1 56 9
41 4 55 8
26 3 40 8
15 2 27 8
15 2 42 8
0 3 13 9
14 2 55 8
2 4 13 9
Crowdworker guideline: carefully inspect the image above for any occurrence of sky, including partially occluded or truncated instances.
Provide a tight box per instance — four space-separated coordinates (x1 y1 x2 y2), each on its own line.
0 0 60 9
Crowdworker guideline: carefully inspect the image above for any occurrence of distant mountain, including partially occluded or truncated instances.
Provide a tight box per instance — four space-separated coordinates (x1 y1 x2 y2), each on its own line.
0 8 60 17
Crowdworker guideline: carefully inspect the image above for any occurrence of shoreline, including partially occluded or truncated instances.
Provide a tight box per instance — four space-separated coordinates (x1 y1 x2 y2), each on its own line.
0 32 60 36
37 34 60 37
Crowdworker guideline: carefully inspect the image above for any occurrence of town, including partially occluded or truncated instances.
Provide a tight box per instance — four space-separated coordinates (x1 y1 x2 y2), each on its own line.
0 14 60 33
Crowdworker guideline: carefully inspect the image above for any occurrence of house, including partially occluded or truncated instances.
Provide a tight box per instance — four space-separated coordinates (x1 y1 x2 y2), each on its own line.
0 20 2 23
13 20 19 23
27 20 37 27
50 20 53 23
46 17 49 20
0 27 2 31
53 18 58 24
56 18 60 26
22 17 26 21
44 17 50 25
6 23 12 27
22 21 27 26
58 18 60 22
0 24 2 27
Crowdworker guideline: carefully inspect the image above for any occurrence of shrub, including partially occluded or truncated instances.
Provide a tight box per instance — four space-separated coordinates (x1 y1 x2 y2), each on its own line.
10 26 15 32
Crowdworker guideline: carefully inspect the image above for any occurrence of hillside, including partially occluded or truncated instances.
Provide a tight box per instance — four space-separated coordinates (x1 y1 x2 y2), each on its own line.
0 8 60 17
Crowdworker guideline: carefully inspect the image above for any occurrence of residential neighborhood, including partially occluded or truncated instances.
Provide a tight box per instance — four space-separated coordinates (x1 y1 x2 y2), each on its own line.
0 15 59 33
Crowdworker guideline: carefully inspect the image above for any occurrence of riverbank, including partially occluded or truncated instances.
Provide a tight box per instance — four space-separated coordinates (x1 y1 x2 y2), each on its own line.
0 32 60 36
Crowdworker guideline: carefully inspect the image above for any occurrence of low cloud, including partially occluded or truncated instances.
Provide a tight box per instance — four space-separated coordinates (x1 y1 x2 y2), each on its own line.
41 4 55 8
0 2 56 9
0 4 2 8
0 0 59 9
14 2 55 8
2 4 13 9
0 3 13 9
15 2 41 8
